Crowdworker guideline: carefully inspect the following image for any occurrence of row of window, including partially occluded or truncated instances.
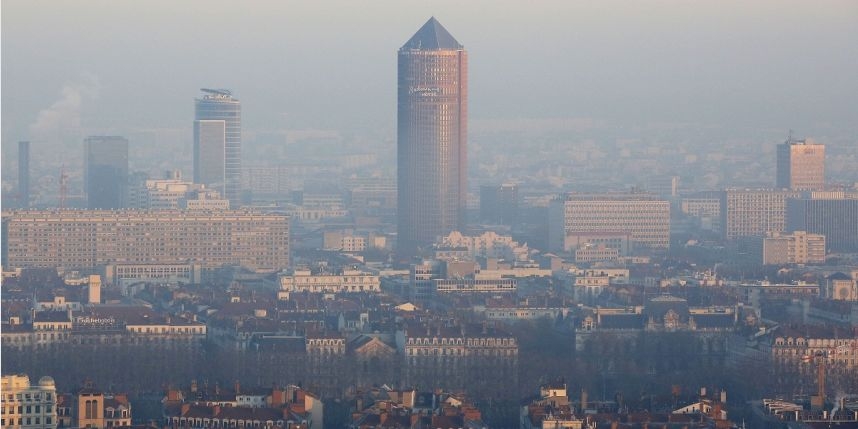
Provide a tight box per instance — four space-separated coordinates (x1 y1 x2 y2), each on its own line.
3 393 53 402
0 416 52 426
1 404 53 414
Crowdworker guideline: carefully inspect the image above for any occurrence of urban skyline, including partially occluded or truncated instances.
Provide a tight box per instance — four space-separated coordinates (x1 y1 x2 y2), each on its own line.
2 3 858 429
3 2 857 181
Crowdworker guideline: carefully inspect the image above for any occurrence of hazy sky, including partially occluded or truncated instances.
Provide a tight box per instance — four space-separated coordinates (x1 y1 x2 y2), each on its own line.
3 0 857 158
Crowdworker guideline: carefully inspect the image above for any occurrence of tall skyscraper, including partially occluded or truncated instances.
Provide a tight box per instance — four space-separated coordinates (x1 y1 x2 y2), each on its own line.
18 141 30 209
195 88 241 206
776 135 825 191
84 136 129 209
397 17 468 257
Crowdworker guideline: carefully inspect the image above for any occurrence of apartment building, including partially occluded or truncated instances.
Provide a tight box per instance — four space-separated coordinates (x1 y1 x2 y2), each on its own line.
2 210 289 273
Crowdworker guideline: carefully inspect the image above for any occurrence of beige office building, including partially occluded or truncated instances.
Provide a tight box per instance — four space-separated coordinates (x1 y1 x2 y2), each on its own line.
2 210 289 273
550 193 670 251
721 189 801 240
776 137 825 191
756 231 826 265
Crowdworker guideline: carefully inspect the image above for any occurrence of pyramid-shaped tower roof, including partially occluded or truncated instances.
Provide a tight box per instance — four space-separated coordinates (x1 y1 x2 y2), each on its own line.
401 17 463 50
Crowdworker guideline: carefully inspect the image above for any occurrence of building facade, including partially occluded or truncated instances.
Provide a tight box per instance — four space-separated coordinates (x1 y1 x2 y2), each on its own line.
0 374 57 429
681 197 721 233
397 18 468 257
721 189 801 240
435 230 529 261
787 197 858 252
195 89 241 206
84 136 129 209
776 137 825 191
551 193 670 251
755 231 826 265
129 172 228 210
479 183 518 225
277 269 380 296
434 277 516 294
2 210 289 273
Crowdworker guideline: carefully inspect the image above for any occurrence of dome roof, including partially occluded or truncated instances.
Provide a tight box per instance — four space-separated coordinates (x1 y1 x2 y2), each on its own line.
38 376 55 388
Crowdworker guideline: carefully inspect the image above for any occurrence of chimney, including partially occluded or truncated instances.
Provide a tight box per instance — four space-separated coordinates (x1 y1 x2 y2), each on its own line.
234 380 240 395
581 389 588 411
720 390 726 404
271 386 285 406
191 380 198 393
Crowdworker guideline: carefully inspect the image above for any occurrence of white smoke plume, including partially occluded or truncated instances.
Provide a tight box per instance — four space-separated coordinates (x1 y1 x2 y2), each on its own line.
28 73 101 144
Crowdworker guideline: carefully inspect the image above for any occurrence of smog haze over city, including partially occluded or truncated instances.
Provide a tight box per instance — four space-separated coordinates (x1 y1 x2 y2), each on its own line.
2 1 858 429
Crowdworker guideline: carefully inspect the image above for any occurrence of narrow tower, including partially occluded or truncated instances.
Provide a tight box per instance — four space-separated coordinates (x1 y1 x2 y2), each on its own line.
397 17 468 258
18 141 30 209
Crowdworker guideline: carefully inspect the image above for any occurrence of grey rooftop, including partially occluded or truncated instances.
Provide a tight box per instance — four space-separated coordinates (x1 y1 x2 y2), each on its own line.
401 17 463 50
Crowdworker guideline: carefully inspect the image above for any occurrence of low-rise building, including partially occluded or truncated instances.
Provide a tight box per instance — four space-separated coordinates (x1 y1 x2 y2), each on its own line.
278 269 381 297
745 231 826 265
563 232 631 257
128 171 228 210
0 374 58 429
825 272 858 301
162 384 322 429
771 326 858 372
520 383 589 429
434 277 516 294
349 388 485 429
400 322 518 359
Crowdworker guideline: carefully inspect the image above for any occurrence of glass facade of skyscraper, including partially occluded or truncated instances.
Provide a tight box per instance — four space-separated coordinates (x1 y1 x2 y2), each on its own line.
195 89 241 206
397 18 468 257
